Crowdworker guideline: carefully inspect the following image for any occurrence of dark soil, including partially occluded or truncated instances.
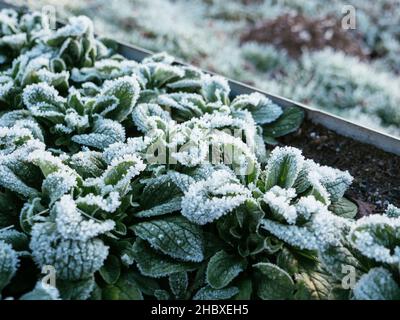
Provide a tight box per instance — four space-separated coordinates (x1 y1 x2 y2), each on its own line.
240 13 367 59
279 120 400 215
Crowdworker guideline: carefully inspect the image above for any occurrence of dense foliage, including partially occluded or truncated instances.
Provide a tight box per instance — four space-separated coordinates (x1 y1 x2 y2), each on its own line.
0 9 399 300
11 0 400 136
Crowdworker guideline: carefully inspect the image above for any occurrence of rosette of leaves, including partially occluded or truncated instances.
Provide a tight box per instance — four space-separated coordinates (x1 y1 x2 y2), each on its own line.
255 147 356 299
4 8 376 301
0 10 43 66
45 16 99 68
319 206 400 300
0 125 45 198
21 74 140 150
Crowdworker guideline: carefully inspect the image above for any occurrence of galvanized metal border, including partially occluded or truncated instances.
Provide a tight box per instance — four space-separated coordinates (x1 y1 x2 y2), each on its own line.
3 1 400 156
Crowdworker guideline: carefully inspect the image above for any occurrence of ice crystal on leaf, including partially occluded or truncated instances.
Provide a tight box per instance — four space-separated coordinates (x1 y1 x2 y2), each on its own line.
353 268 400 300
230 92 283 125
53 195 115 241
348 214 400 265
264 146 304 190
0 126 44 198
181 169 251 225
30 195 113 281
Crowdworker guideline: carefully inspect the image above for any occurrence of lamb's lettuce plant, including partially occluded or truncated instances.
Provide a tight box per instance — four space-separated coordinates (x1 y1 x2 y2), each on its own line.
0 8 397 301
319 206 400 300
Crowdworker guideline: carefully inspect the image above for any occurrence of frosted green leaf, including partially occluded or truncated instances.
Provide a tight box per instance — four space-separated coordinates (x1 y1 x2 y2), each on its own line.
139 63 184 88
353 268 400 300
201 74 230 104
0 165 39 198
295 268 332 300
181 169 250 225
53 195 115 241
72 118 126 150
264 146 304 190
132 103 172 133
131 216 204 262
97 76 140 122
42 170 77 204
102 272 143 300
67 150 105 178
0 228 29 251
157 93 206 121
328 198 358 219
319 244 361 281
0 126 44 198
169 272 188 299
0 240 19 292
99 154 146 196
22 83 66 123
0 111 44 141
20 282 60 300
154 289 170 300
231 92 283 125
132 240 198 278
348 214 400 265
263 106 304 138
57 277 95 300
385 204 400 218
253 262 294 300
46 16 94 47
30 222 110 281
20 197 46 233
193 285 239 300
308 163 353 203
28 149 72 178
206 250 247 289
136 171 194 217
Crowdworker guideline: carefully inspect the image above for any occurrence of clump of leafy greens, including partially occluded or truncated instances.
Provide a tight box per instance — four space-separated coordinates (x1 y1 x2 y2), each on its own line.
0 8 397 301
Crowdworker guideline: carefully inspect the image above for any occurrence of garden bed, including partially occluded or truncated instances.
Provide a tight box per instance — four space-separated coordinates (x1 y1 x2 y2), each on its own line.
1 3 400 301
280 119 400 213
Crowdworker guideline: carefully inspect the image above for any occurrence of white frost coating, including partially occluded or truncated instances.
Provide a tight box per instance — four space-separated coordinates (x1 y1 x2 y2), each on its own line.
262 200 348 250
348 214 400 265
99 153 146 195
102 136 154 164
54 195 115 241
201 74 230 102
353 267 400 300
308 161 353 203
22 82 66 109
261 219 319 250
0 125 45 197
76 192 121 213
295 195 327 222
181 169 250 225
170 126 209 167
263 186 297 224
264 146 304 189
28 149 75 177
47 15 93 41
209 130 259 177
385 204 400 218
0 240 19 290
30 222 109 281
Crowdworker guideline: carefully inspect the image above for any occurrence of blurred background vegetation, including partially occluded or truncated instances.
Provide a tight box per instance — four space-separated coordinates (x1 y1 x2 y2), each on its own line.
9 0 400 136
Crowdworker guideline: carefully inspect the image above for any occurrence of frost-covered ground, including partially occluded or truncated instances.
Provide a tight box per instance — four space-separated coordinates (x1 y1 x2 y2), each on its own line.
9 0 400 136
